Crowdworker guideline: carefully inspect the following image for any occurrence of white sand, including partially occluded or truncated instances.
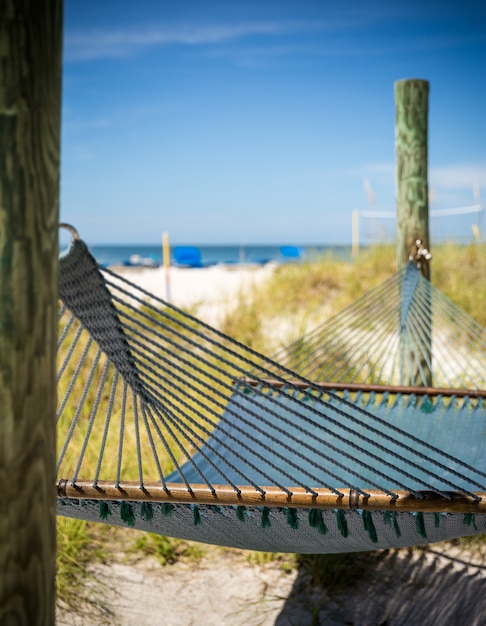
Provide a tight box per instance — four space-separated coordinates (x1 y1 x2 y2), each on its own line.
114 263 277 327
57 541 486 625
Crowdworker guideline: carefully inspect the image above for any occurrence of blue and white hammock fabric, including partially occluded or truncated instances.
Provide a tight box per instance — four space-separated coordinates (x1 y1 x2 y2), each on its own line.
57 232 486 553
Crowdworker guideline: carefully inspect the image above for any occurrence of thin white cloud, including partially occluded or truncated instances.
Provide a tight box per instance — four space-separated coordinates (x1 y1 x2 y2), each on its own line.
63 5 485 63
352 162 395 187
64 21 327 61
430 164 486 190
355 162 486 192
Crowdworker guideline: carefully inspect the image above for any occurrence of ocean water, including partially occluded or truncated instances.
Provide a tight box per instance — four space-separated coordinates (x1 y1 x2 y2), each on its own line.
88 243 352 267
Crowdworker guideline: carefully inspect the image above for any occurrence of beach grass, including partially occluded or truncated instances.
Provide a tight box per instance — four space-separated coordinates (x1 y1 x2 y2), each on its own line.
296 550 389 594
219 242 486 352
56 517 113 623
129 532 206 566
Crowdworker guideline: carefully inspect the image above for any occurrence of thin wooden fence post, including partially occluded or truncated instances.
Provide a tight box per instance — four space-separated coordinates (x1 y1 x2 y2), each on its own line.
352 210 359 257
395 79 432 386
163 231 172 302
0 1 62 624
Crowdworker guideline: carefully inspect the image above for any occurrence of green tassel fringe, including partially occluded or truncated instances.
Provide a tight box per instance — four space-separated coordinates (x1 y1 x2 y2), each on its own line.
415 512 427 539
286 508 299 530
161 503 174 516
193 505 202 526
141 502 154 522
362 510 378 543
120 502 136 527
99 501 111 521
463 513 477 530
261 507 271 528
308 509 328 535
236 506 246 522
383 510 401 538
336 509 348 538
392 512 401 538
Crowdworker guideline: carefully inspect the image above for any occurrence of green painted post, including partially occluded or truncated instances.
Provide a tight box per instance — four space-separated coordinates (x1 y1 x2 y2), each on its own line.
395 79 432 386
0 1 62 624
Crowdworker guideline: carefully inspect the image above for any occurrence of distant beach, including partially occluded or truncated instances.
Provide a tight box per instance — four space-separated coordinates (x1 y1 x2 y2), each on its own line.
88 243 352 268
82 243 351 329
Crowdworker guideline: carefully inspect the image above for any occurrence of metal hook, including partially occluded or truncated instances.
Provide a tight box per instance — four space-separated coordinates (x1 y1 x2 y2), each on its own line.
59 223 80 240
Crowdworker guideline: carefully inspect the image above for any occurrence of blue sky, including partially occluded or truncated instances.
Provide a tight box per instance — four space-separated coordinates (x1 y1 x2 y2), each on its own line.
61 1 486 245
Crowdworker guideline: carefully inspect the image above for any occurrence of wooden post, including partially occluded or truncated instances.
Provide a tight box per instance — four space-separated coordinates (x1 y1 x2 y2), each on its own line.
395 79 430 277
162 231 171 302
0 1 62 624
351 210 359 257
395 79 431 386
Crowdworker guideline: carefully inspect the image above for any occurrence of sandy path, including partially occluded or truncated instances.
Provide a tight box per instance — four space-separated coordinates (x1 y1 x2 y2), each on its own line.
57 541 486 626
113 264 277 327
89 553 295 626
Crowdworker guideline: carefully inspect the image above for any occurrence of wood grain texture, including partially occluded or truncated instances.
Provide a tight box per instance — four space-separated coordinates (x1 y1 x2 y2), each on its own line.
395 79 430 276
0 1 62 624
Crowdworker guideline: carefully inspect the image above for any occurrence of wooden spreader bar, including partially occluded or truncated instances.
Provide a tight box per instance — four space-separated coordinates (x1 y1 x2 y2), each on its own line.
57 480 486 514
240 378 486 399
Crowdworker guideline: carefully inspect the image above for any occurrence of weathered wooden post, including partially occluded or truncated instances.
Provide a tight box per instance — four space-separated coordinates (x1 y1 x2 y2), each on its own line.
395 79 430 277
0 1 62 624
395 79 432 385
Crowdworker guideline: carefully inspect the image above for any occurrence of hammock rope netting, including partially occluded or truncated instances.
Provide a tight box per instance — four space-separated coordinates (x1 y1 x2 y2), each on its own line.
57 233 486 553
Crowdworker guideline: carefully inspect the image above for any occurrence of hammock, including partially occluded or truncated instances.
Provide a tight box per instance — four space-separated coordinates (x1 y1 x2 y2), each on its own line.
273 259 486 391
57 229 486 553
